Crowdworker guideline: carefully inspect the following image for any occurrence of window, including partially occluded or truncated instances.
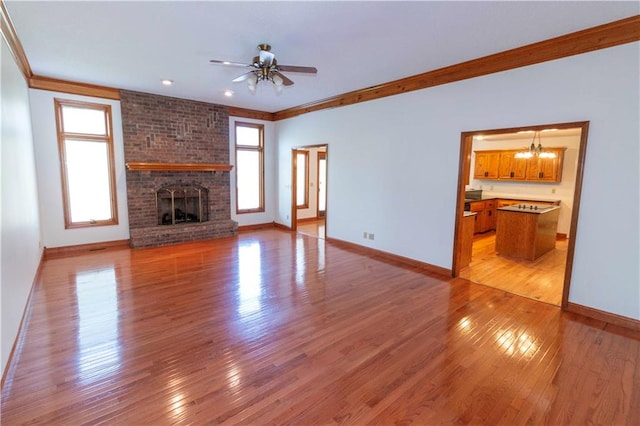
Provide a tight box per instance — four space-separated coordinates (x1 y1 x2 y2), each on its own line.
235 122 264 213
55 99 118 228
295 150 309 208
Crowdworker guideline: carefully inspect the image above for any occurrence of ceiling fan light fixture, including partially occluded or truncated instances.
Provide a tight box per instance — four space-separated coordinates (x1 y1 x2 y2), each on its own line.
247 73 258 91
210 43 317 94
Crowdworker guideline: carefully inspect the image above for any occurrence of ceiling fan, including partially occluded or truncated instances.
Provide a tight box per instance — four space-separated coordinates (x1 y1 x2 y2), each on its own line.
210 44 317 91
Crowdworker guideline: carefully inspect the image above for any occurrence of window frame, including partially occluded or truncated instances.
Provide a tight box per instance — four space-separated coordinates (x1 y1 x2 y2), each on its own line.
234 121 265 214
295 150 309 209
54 98 118 229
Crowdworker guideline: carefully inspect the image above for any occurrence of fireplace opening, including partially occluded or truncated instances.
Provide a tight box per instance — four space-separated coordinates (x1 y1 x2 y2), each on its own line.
156 186 209 225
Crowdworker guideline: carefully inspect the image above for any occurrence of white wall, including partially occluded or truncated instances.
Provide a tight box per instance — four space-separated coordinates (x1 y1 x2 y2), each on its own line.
470 133 581 235
229 116 277 227
29 89 129 248
1 39 42 374
276 42 640 320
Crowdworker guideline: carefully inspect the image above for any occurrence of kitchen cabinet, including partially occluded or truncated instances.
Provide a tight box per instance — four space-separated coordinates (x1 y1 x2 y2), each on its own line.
485 200 496 230
526 149 565 182
474 148 565 182
470 200 495 234
498 151 528 180
458 212 476 268
473 151 500 180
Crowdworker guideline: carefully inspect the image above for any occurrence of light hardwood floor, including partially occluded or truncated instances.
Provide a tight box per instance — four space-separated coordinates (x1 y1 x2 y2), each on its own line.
297 218 325 239
1 230 638 424
459 231 567 306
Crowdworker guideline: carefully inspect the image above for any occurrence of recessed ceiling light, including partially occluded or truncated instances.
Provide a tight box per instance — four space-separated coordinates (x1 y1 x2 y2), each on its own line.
224 90 234 97
161 79 173 86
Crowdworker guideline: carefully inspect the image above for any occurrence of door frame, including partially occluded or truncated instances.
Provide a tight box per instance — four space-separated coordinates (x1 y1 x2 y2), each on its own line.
317 151 327 218
291 144 328 232
451 121 589 309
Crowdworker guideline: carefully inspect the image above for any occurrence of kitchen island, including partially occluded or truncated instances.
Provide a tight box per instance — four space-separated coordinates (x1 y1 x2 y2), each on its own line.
495 204 560 261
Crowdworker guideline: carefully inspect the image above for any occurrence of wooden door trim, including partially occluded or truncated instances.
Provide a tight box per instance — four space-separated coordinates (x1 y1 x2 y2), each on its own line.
291 149 299 231
452 121 590 311
291 145 328 235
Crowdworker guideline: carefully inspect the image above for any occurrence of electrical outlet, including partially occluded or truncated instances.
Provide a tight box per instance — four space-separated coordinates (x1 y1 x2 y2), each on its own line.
286 215 289 220
490 185 494 191
363 231 368 238
551 188 556 194
368 233 375 240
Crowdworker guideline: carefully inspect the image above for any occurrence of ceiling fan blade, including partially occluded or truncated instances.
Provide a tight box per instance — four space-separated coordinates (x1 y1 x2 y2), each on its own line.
259 50 275 66
232 71 255 83
274 71 295 86
277 65 317 74
209 59 253 68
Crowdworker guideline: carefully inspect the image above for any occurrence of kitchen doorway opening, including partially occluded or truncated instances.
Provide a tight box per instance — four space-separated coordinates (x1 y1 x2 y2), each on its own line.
452 121 589 309
291 144 327 240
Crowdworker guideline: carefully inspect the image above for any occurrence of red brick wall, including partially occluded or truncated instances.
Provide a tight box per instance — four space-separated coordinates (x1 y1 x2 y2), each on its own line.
121 90 237 247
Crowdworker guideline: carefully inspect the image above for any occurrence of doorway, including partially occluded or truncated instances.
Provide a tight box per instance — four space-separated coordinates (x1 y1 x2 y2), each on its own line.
291 145 327 239
452 121 589 309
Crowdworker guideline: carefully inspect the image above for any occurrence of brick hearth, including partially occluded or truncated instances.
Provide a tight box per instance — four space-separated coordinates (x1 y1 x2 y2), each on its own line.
121 90 237 248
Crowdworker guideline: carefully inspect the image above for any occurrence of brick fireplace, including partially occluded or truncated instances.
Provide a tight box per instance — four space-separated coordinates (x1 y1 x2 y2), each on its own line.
121 90 237 248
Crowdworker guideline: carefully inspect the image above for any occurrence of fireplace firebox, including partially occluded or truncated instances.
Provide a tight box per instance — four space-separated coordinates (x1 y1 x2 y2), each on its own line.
156 186 209 226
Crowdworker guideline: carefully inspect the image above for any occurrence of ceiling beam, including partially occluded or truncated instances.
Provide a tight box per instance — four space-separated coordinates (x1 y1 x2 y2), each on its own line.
274 15 640 121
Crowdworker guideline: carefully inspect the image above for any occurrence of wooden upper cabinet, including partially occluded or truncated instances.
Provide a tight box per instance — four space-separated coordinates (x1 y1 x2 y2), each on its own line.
474 148 565 183
473 151 500 179
498 151 528 180
526 148 565 182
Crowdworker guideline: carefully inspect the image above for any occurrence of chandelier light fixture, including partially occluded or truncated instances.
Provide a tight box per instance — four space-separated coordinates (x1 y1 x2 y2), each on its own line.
515 131 557 159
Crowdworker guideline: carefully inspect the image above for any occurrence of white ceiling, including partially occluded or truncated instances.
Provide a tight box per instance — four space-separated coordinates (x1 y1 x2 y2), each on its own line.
6 1 639 113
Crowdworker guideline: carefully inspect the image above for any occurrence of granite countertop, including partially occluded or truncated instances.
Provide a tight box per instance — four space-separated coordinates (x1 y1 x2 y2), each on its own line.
463 211 477 217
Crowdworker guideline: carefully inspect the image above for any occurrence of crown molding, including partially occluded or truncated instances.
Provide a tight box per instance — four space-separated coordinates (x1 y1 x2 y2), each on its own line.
0 0 32 81
228 106 275 121
28 75 120 100
274 15 640 121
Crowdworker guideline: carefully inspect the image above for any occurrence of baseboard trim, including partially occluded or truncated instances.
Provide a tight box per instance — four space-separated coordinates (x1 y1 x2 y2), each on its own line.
325 237 451 278
566 302 640 331
44 239 130 259
238 222 277 232
274 222 292 231
1 249 45 388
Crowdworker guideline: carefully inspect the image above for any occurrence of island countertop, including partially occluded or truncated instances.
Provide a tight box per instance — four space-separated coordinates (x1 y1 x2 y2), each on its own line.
497 204 560 214
495 205 561 260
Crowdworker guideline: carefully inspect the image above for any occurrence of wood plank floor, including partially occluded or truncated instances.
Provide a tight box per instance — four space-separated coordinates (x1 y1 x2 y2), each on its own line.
2 229 638 424
459 231 566 306
297 218 325 239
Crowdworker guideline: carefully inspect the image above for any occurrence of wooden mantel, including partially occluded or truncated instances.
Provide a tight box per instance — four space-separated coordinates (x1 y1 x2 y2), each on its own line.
125 162 233 172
